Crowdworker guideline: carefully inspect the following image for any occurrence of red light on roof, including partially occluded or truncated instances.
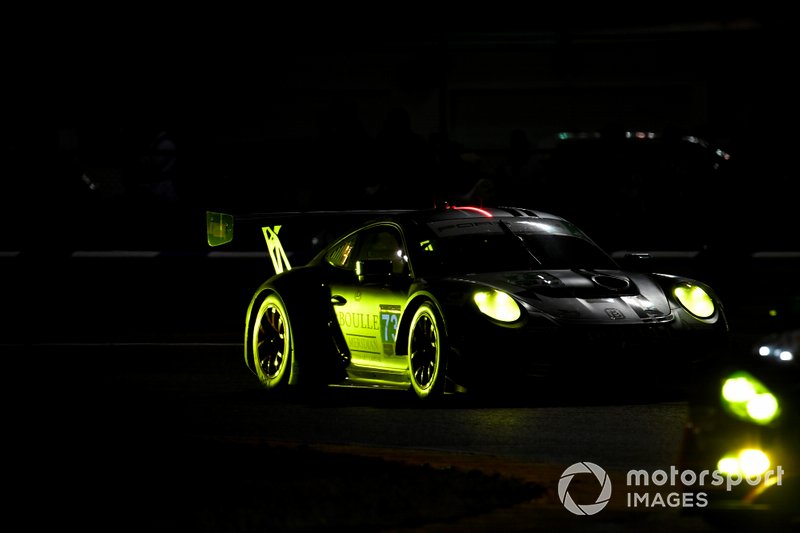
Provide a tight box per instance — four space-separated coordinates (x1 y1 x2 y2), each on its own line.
451 206 493 217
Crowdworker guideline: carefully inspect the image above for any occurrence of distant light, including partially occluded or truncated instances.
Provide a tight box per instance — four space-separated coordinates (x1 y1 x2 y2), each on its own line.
717 457 740 475
759 346 771 356
557 132 572 140
722 372 781 424
747 393 779 421
780 351 793 361
717 449 771 478
769 309 778 317
81 174 97 191
635 131 646 139
722 377 756 403
739 449 771 477
682 136 709 147
625 131 632 139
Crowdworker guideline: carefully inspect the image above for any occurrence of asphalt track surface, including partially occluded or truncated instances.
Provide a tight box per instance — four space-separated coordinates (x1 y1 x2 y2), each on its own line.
4 252 797 530
7 343 740 531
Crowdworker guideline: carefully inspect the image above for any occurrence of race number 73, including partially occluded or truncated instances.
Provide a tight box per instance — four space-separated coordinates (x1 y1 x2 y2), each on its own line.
380 312 399 343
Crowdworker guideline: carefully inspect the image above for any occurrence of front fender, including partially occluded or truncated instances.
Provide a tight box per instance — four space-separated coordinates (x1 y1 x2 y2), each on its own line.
650 273 728 331
394 290 447 356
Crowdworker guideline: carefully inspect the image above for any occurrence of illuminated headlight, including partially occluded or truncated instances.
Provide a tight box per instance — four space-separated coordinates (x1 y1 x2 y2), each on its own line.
473 290 521 322
673 283 715 318
722 371 780 424
717 449 771 477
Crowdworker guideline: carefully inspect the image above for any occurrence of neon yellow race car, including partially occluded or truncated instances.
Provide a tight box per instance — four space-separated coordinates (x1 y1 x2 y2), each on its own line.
208 205 729 400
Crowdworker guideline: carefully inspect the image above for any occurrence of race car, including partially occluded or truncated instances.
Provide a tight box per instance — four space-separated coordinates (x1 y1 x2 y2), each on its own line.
207 204 729 400
679 328 799 528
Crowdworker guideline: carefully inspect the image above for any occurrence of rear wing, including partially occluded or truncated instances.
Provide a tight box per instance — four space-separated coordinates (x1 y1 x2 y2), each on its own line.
206 209 414 275
206 212 235 247
207 211 292 273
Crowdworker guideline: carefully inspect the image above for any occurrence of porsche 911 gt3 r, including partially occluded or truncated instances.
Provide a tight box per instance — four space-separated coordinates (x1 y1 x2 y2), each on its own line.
207 205 729 400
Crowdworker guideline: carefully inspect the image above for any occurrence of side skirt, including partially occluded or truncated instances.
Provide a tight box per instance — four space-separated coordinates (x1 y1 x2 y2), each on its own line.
334 364 410 390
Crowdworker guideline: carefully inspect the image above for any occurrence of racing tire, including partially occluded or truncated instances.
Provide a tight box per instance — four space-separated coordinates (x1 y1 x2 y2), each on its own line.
408 302 447 400
250 293 295 391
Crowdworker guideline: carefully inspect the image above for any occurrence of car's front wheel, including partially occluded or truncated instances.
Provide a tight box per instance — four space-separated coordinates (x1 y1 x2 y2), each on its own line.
250 293 294 390
408 302 446 400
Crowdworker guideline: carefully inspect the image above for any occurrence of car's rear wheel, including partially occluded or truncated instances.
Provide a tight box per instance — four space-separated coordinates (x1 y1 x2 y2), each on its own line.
408 302 446 400
251 293 294 390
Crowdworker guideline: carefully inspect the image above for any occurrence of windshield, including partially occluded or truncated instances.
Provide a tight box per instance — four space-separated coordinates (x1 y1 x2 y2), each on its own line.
416 218 618 275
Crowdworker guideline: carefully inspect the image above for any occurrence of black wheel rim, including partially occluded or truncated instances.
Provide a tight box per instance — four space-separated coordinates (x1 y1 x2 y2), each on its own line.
410 313 438 389
256 304 286 378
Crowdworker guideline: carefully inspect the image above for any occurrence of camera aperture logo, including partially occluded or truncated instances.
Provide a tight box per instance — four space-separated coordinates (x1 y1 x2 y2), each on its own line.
558 462 613 515
558 460 785 515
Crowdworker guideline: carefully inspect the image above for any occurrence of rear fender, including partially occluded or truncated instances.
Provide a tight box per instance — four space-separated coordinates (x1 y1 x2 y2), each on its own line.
244 268 345 383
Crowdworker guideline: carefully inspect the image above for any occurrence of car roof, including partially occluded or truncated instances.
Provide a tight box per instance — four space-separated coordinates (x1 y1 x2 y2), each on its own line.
391 205 569 225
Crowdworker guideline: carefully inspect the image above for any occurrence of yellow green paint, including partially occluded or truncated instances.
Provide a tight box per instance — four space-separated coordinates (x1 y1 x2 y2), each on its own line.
262 225 292 274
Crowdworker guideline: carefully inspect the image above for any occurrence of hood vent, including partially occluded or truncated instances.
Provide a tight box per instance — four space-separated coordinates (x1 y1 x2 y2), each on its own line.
516 270 638 299
591 274 631 291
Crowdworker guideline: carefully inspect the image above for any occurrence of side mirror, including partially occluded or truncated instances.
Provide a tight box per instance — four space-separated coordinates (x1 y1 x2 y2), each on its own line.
623 252 652 261
620 252 652 271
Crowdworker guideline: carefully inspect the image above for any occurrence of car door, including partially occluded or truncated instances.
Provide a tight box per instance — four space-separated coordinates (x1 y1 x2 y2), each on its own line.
328 224 410 371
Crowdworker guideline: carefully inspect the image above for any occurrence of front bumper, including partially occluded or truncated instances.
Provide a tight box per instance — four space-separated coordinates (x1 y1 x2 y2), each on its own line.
445 313 728 391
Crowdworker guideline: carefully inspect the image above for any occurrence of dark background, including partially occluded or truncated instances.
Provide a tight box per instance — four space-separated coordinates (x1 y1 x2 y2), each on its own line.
6 9 796 246
5 11 798 532
4 8 798 343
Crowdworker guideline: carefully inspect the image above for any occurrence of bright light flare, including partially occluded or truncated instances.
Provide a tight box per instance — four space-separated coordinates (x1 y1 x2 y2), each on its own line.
717 449 771 478
721 372 780 425
474 290 521 322
673 283 715 318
